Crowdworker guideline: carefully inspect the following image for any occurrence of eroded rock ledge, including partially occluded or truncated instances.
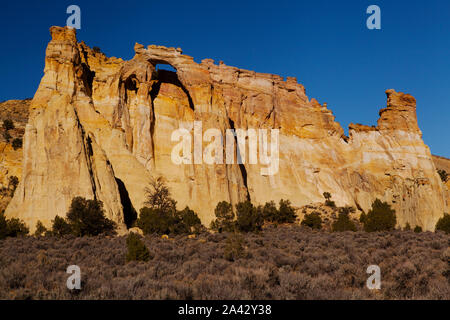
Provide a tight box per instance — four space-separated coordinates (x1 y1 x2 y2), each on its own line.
4 26 448 232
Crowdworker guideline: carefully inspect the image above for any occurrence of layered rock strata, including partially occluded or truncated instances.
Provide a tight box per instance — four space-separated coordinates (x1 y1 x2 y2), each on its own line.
4 26 447 231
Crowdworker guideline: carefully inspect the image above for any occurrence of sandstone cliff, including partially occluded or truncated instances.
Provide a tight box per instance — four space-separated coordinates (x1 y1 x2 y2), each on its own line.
3 26 448 231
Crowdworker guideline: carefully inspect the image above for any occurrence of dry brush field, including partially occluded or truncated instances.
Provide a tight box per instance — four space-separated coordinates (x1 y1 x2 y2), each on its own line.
0 225 449 300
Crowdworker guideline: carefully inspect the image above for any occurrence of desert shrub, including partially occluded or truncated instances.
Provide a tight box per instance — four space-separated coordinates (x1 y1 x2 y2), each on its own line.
404 223 411 231
2 119 14 131
137 207 171 235
12 138 22 150
173 207 203 235
359 212 367 224
277 200 297 223
126 233 151 262
138 178 201 235
5 218 29 237
436 213 450 234
363 199 396 232
260 200 296 224
0 213 29 239
301 212 322 230
323 192 336 208
260 201 278 222
92 46 102 54
236 201 263 233
66 197 116 236
223 233 246 261
0 225 448 299
210 201 235 232
34 221 47 237
438 169 448 183
51 216 72 237
332 212 356 232
414 226 422 233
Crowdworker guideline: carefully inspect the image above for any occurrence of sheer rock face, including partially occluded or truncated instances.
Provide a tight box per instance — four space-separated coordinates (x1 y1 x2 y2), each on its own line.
4 26 448 231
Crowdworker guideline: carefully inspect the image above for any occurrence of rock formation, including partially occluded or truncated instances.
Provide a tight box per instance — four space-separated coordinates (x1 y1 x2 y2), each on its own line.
3 26 448 231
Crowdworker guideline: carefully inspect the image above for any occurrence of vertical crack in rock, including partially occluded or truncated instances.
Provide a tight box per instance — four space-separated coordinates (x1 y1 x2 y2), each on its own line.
115 177 137 228
228 118 250 201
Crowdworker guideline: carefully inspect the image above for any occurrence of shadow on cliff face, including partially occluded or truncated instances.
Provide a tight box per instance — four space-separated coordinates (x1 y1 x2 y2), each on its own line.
151 67 195 111
115 178 137 228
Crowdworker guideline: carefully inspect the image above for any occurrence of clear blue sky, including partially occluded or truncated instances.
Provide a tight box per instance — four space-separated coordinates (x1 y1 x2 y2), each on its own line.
1 0 449 157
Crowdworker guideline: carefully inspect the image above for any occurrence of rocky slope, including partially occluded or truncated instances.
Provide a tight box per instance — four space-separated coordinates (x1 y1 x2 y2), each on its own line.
0 99 30 212
3 26 448 231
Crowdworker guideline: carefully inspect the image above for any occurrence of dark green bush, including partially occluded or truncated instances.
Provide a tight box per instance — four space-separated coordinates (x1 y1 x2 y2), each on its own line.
259 199 296 224
260 201 278 223
223 233 246 261
277 199 297 223
2 119 14 131
436 213 450 234
126 232 151 262
137 177 202 235
137 207 170 235
414 226 423 233
323 192 336 207
332 211 357 232
5 218 29 237
404 223 411 231
173 206 203 235
12 138 22 150
51 215 72 237
0 212 29 239
359 212 367 224
301 212 322 230
363 199 397 232
34 221 47 237
66 197 116 236
210 201 235 232
137 206 202 235
236 201 263 233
